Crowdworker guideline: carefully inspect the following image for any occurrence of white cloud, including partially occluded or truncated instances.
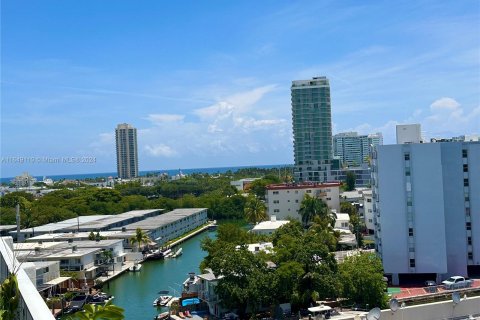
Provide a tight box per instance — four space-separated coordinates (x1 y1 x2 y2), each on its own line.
430 97 460 111
145 144 177 157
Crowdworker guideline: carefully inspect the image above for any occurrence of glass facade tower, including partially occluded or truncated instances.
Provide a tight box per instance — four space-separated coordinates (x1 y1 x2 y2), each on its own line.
115 123 138 179
292 77 333 181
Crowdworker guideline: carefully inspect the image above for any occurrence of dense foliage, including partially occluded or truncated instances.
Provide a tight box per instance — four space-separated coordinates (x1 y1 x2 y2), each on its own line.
200 219 387 315
0 168 290 226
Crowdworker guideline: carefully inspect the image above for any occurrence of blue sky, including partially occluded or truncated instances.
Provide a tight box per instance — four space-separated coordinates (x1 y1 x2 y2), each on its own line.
1 0 479 177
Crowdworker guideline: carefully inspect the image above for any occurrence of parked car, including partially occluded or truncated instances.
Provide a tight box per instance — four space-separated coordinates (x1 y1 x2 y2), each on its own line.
441 276 474 290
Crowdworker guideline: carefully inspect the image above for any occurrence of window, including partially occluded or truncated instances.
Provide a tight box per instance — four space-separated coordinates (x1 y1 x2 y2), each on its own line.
326 197 331 200
462 149 468 158
274 209 280 213
404 153 410 161
466 222 471 230
468 252 473 260
408 228 414 237
468 237 472 245
273 200 279 204
306 190 312 193
466 207 470 216
273 191 279 195
409 248 415 252
295 200 299 203
464 179 469 187
463 164 468 172
405 168 411 176
368 219 373 223
409 259 416 268
367 198 372 203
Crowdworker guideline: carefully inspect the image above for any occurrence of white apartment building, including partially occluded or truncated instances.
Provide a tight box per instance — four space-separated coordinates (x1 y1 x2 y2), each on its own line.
333 132 383 166
362 189 374 233
230 178 260 192
372 141 480 285
250 216 290 235
265 182 340 220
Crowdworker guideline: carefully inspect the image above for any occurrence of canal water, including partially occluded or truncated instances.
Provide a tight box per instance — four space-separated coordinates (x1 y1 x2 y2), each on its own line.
104 230 216 320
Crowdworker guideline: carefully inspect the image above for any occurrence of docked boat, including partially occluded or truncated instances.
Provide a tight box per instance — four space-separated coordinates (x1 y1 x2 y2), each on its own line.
161 249 172 258
172 248 183 258
154 311 170 320
152 295 173 307
88 292 114 305
129 261 142 272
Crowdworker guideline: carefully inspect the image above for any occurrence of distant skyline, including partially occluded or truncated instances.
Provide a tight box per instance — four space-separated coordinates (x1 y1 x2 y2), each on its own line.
1 1 479 177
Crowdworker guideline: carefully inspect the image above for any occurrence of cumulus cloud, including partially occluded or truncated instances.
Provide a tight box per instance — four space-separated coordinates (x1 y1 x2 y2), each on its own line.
430 97 461 111
337 97 479 144
145 144 177 157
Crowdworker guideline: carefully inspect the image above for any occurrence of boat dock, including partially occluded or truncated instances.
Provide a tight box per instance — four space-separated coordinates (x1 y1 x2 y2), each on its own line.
166 221 216 248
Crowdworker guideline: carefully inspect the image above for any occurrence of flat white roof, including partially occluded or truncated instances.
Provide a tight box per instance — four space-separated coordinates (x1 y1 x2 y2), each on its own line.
111 208 207 231
25 230 135 242
336 213 350 221
17 215 110 233
252 220 290 231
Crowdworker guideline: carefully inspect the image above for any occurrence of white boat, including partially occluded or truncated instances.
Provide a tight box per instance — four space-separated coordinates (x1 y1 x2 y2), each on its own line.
172 248 183 258
154 311 170 320
161 249 172 258
152 295 173 307
129 261 142 272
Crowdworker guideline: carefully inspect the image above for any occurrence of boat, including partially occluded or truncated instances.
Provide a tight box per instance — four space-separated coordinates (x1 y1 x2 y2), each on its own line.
88 292 114 305
161 249 172 258
129 261 142 272
172 248 183 258
154 311 170 320
152 295 173 307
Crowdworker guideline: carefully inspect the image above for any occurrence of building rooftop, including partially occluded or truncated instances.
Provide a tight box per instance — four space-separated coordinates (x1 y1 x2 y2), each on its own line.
336 213 350 221
266 182 340 190
62 209 163 231
111 208 207 231
14 242 64 251
46 247 101 259
17 215 110 234
25 230 135 242
251 220 290 231
0 225 17 232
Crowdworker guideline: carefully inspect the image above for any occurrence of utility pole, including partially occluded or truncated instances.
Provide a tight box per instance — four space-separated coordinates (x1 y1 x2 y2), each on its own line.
16 203 21 242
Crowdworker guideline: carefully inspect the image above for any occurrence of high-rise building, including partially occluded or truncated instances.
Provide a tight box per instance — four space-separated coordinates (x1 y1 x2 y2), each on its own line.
372 141 480 285
333 132 383 166
292 76 333 182
396 124 422 144
115 123 138 179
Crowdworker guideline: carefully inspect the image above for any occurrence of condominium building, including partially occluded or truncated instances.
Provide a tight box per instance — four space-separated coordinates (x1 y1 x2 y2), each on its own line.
372 141 480 285
265 182 340 220
291 77 333 182
333 132 383 166
115 123 139 179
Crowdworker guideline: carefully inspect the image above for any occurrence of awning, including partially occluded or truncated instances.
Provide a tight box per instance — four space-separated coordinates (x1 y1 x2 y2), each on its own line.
181 298 200 306
308 305 332 313
85 266 98 272
44 276 71 286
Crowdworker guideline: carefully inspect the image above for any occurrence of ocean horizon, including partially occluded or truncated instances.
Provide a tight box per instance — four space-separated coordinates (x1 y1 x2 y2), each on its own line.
0 163 293 184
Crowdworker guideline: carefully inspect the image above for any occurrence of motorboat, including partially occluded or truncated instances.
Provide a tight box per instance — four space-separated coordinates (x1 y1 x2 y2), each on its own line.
88 292 114 305
154 311 170 320
153 294 173 307
172 248 182 258
129 261 142 272
162 249 172 258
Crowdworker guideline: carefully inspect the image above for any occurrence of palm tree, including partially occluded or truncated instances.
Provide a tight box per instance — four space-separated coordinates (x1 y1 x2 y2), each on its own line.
129 228 151 252
70 300 124 320
299 194 334 227
244 195 268 224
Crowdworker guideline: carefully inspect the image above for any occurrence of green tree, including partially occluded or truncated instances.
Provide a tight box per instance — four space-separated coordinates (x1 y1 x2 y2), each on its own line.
345 171 356 191
88 231 95 241
244 195 268 224
0 273 19 320
210 246 276 317
338 253 388 308
70 300 124 320
129 228 151 252
298 194 333 227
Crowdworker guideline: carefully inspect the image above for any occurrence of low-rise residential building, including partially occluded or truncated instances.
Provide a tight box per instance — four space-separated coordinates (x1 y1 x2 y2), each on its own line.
12 209 163 241
197 270 227 318
250 216 289 235
0 225 17 236
230 178 260 192
111 208 208 245
334 213 350 230
265 182 340 220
